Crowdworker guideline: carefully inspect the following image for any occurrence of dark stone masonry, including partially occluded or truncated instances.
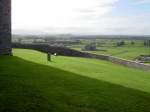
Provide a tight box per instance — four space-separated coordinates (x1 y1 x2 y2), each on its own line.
0 0 12 55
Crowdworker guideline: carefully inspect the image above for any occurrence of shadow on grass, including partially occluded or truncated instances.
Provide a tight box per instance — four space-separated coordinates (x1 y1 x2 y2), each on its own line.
0 56 150 112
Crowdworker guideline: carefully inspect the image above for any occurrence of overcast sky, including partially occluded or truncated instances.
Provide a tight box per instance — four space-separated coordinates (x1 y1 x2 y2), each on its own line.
12 0 150 35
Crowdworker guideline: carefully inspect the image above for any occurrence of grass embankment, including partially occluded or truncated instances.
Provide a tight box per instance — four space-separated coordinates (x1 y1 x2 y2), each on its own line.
0 48 150 112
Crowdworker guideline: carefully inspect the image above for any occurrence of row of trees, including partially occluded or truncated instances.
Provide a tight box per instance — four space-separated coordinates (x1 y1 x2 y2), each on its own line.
84 40 150 49
116 41 134 47
116 40 150 47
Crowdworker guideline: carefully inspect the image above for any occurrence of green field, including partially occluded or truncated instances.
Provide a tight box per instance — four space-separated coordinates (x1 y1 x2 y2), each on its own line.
69 39 150 60
0 49 150 112
84 46 150 60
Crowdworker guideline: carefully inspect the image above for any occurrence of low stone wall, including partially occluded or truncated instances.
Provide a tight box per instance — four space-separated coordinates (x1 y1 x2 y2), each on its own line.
12 43 92 57
12 43 150 71
108 56 150 71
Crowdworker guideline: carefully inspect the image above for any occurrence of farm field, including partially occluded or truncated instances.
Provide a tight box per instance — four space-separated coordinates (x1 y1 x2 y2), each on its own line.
69 39 150 60
0 48 150 112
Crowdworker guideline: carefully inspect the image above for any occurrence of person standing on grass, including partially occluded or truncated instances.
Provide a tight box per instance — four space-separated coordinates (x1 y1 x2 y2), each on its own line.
47 53 51 62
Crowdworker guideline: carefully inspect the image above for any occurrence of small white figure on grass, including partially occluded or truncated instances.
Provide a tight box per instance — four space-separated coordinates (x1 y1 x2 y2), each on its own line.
54 53 57 56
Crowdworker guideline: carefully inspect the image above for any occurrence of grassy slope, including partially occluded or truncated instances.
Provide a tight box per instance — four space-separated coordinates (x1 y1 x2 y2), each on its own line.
0 49 150 112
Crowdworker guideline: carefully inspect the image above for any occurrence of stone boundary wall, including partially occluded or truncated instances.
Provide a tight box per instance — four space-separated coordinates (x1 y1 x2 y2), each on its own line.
12 43 92 57
108 56 150 71
12 43 150 71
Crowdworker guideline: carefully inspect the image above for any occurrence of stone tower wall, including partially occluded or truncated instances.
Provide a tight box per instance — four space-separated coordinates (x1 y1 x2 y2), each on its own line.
0 0 12 55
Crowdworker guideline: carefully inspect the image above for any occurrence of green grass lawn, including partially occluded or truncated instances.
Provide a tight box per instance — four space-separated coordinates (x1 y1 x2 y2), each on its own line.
0 48 150 112
70 39 150 60
84 46 150 60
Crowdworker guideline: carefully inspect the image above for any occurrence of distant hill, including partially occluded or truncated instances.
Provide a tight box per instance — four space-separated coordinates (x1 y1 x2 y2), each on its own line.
12 34 150 40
